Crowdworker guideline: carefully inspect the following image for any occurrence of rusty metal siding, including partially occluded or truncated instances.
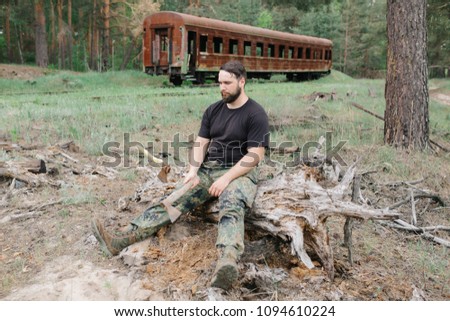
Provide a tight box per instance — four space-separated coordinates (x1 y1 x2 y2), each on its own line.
143 11 332 75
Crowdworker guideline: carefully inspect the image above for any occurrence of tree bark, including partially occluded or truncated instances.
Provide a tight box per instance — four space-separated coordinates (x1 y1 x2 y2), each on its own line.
67 0 73 69
57 0 66 69
87 13 92 69
49 0 57 65
15 23 24 64
34 0 49 68
343 1 349 75
384 0 429 150
5 0 13 62
120 36 137 70
90 0 99 71
101 0 111 71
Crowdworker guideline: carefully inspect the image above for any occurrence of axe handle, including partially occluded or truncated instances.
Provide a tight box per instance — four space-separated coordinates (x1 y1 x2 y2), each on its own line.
162 180 194 223
164 180 194 204
136 145 163 164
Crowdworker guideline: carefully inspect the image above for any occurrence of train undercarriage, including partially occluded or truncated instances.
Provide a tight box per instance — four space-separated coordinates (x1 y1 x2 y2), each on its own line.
145 66 330 86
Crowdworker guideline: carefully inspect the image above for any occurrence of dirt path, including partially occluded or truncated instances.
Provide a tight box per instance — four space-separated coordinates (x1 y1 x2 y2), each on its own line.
4 255 152 300
430 89 450 106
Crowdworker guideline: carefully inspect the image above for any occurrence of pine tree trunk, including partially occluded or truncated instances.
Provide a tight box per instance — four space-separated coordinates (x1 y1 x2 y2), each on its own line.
343 2 350 75
120 37 137 70
78 6 84 69
101 0 110 71
15 23 24 64
384 0 429 150
5 0 13 62
34 0 49 68
50 0 57 65
67 0 73 69
90 0 99 71
87 14 92 69
57 0 66 69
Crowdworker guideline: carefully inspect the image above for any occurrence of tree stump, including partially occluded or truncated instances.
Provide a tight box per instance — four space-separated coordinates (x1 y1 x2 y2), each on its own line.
245 162 399 280
131 161 400 281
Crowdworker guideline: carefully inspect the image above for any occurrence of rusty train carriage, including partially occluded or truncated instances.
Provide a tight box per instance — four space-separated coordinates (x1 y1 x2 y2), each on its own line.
143 11 333 86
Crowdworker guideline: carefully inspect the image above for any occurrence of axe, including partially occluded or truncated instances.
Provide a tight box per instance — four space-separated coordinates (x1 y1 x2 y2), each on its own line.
161 180 194 223
136 145 163 164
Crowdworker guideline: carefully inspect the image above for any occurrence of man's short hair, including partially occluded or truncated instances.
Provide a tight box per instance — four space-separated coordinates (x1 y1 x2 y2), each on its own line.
220 60 247 80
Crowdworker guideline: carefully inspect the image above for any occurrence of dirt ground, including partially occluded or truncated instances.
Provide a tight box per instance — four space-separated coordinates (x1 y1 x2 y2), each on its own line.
0 64 56 80
1 65 449 301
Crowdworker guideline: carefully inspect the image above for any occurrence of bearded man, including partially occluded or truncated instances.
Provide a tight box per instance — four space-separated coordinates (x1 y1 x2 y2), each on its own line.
92 60 269 290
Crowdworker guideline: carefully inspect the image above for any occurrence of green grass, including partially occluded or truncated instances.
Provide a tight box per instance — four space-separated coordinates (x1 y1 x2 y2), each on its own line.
60 185 97 205
407 239 449 294
0 69 449 176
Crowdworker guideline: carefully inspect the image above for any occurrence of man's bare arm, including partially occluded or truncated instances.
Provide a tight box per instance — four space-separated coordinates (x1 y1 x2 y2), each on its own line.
183 136 210 186
208 146 265 197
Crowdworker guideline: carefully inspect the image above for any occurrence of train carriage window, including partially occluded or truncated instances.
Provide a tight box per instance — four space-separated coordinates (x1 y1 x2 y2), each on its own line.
298 47 303 59
279 45 285 58
314 50 320 60
244 41 252 56
200 35 208 53
256 42 264 57
319 50 323 60
213 37 223 53
268 44 275 57
306 48 311 59
160 35 168 52
288 47 294 59
229 39 238 54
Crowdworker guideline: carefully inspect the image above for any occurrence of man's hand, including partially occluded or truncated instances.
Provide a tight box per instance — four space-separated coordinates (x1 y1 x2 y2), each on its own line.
183 171 201 188
208 175 232 197
207 146 264 197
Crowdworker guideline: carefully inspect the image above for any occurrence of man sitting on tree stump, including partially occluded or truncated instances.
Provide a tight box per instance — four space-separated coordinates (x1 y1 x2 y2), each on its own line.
92 60 270 290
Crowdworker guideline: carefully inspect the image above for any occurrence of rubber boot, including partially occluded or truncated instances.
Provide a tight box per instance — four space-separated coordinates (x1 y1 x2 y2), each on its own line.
210 246 239 290
91 213 170 257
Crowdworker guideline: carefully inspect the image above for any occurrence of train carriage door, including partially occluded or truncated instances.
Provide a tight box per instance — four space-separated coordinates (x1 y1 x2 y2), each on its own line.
153 28 170 66
188 31 197 72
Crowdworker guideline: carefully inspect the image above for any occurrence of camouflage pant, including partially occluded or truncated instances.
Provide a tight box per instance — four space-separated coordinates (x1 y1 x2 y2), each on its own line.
131 161 258 256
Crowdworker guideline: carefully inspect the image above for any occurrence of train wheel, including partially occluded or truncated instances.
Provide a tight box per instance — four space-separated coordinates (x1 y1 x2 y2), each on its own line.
171 76 183 86
193 73 205 85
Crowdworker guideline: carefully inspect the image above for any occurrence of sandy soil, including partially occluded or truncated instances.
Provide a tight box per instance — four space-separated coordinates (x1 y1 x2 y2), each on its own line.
0 64 55 80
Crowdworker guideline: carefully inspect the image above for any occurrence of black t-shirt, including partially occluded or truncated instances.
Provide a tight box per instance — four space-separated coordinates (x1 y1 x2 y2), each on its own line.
198 98 269 167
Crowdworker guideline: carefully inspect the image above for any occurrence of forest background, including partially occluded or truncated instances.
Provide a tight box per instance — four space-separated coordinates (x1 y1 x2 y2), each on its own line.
1 0 448 78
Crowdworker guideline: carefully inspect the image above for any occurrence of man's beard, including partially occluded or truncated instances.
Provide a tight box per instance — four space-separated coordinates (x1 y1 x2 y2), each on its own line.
222 87 241 104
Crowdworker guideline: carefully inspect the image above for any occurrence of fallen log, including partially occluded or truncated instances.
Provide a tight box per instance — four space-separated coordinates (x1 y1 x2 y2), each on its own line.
16 159 46 174
0 141 21 152
343 174 362 266
0 159 49 187
0 199 63 224
382 219 450 248
303 91 336 101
